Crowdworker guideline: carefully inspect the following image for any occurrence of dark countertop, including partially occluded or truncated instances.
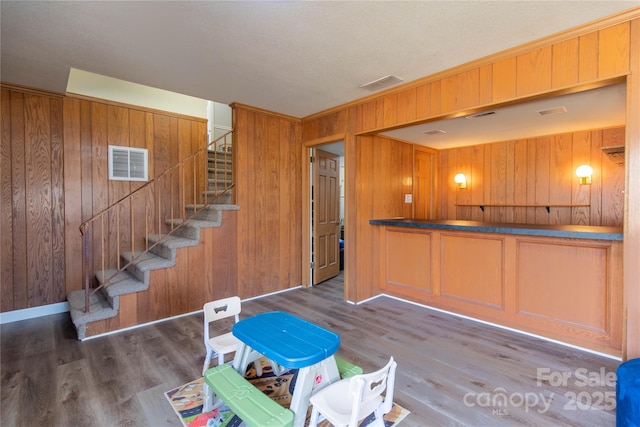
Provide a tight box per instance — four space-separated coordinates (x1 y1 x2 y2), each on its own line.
369 218 623 241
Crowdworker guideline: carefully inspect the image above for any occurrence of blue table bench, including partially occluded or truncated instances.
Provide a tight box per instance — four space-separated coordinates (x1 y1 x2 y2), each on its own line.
203 363 293 427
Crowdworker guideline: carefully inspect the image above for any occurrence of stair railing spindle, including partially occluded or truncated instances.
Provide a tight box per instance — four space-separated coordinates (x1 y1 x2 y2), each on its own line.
78 131 234 308
83 224 90 312
100 216 105 286
116 207 121 270
130 196 135 256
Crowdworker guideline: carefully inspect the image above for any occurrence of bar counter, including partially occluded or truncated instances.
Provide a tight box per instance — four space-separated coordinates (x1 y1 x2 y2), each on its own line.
369 218 623 357
369 218 623 241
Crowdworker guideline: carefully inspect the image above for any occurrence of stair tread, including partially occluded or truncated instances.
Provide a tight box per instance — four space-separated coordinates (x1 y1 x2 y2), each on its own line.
147 233 199 248
96 269 148 296
186 203 240 211
167 218 221 228
121 251 174 271
68 289 118 327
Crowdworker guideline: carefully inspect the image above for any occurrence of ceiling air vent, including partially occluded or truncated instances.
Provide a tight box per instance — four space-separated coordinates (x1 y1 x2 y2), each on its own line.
536 106 567 116
359 75 403 92
109 145 149 181
601 145 625 165
465 111 496 120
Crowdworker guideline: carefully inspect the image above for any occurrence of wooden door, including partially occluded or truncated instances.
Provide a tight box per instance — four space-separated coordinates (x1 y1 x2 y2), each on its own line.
414 149 435 219
313 149 340 284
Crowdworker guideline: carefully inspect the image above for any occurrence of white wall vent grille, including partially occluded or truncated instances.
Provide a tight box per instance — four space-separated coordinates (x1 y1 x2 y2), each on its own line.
108 145 148 181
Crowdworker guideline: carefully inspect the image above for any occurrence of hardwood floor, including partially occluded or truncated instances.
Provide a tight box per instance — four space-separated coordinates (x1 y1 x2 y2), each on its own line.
1 273 619 426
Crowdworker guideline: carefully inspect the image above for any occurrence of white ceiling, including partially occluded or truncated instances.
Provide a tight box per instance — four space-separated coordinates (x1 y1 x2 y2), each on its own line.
1 1 636 146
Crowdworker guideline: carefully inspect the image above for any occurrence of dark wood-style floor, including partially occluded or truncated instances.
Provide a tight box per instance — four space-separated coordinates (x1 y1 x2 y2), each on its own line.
1 273 619 426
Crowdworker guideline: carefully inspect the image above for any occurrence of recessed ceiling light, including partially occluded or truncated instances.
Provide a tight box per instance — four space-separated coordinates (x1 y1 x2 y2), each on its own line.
537 106 567 116
424 129 447 135
359 75 403 91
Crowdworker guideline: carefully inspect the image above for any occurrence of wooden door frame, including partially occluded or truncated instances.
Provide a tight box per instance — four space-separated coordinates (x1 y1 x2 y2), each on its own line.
301 134 346 290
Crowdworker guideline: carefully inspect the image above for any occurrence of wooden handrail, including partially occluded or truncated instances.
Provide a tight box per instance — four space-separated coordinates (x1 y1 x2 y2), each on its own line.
80 131 234 313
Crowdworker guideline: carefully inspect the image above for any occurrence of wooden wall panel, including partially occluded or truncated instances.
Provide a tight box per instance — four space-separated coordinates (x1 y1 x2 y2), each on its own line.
598 22 630 78
383 229 432 292
1 89 15 311
440 127 624 226
470 145 486 221
571 131 592 224
415 83 431 119
50 97 65 303
25 95 54 306
11 92 28 309
517 46 552 98
492 57 517 103
442 69 480 113
352 135 414 300
233 105 302 299
578 32 599 82
1 88 65 310
601 128 625 225
549 133 572 224
440 234 504 309
396 87 417 124
517 241 608 330
552 38 580 88
383 94 397 127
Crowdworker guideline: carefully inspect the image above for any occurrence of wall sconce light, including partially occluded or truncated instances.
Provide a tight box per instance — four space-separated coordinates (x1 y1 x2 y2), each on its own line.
576 164 593 185
454 173 467 189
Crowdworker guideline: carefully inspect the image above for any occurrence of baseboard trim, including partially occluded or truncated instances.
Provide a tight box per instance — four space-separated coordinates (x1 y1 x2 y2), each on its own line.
0 302 70 325
81 286 303 341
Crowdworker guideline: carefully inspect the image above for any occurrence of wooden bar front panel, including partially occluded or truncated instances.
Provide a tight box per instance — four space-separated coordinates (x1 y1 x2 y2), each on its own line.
516 240 609 331
384 229 432 294
440 234 504 309
378 225 623 356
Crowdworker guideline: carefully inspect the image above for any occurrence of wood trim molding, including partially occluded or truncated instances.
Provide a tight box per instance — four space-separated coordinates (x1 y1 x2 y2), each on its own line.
623 18 640 360
300 133 346 288
303 7 640 121
1 82 64 98
303 133 347 147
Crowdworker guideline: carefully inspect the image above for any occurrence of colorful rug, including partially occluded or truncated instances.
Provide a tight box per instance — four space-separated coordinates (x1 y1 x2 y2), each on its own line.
165 358 410 427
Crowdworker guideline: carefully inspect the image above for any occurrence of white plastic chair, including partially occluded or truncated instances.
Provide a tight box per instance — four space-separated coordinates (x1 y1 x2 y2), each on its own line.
202 296 281 376
308 356 397 427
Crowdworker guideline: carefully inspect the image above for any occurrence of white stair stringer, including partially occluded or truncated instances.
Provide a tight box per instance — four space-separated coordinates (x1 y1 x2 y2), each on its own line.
68 203 239 340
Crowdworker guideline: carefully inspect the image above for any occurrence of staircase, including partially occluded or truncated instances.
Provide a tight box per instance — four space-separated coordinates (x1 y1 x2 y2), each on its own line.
68 149 235 339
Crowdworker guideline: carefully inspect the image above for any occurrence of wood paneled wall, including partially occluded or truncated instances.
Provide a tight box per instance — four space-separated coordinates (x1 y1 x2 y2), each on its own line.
232 104 303 298
438 126 625 226
355 135 414 299
1 87 65 311
1 86 210 314
350 21 631 134
301 11 639 358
